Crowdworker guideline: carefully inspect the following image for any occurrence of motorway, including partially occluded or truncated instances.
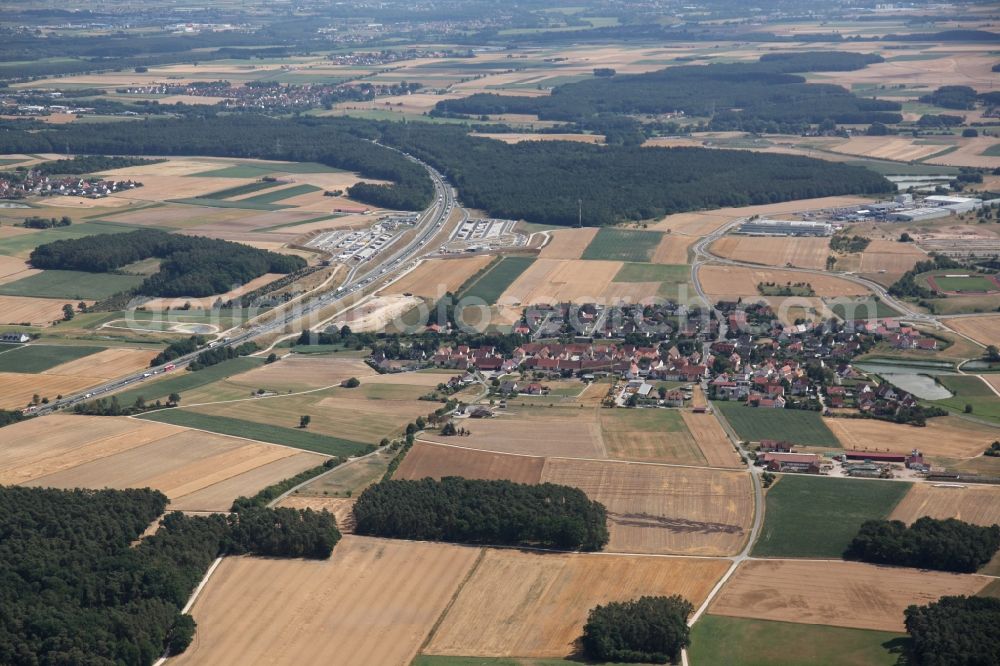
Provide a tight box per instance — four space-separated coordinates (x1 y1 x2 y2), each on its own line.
36 154 458 415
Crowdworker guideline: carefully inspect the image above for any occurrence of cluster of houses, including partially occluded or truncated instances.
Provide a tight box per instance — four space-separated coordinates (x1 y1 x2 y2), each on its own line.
327 48 473 66
519 302 708 341
0 171 141 200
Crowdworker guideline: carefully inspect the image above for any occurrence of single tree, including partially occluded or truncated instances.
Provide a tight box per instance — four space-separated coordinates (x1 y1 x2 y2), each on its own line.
168 392 181 406
61 304 75 321
299 415 311 429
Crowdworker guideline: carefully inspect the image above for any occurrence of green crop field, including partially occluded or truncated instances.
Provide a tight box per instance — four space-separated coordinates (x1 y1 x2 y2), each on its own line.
168 197 288 211
111 357 264 405
713 402 841 447
689 616 906 666
189 162 343 178
752 475 911 558
137 409 372 457
827 298 900 321
0 270 143 300
460 256 535 304
239 183 321 205
931 375 1000 425
581 228 664 263
200 180 282 200
0 222 141 256
982 144 1000 157
0 344 104 373
614 262 689 283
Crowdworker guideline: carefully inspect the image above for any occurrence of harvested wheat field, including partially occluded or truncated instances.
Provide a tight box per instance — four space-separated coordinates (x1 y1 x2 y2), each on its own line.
110 175 252 203
709 559 990 632
422 408 605 459
227 355 375 392
539 228 599 260
828 136 946 163
364 371 460 387
425 549 730 658
98 157 232 177
544 459 752 555
0 255 37 285
0 414 326 511
397 441 545 484
335 295 422 333
173 537 480 666
651 197 869 235
889 484 1000 527
699 265 869 301
141 273 282 311
824 416 995 459
43 347 158 380
651 233 695 264
652 211 735 236
681 411 742 468
943 315 1000 347
711 236 830 270
858 240 926 275
0 295 81 326
925 136 1000 169
277 496 357 531
499 259 622 307
385 255 494 298
0 372 102 409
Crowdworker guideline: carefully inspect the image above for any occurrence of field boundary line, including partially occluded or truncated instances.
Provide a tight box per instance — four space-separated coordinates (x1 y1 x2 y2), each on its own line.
413 437 746 473
152 555 224 666
267 442 392 508
419 547 487 655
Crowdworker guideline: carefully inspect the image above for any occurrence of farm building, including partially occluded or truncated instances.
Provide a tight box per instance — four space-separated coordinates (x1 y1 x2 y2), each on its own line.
758 452 821 474
737 219 833 237
0 333 30 343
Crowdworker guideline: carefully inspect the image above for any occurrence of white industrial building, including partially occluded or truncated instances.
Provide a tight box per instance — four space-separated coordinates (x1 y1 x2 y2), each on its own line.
737 219 833 236
923 195 982 213
887 207 952 222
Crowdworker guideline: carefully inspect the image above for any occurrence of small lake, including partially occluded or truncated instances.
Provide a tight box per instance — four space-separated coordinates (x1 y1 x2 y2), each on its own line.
855 362 954 400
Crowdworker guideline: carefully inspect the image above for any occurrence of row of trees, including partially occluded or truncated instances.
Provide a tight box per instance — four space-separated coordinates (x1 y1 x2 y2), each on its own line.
22 215 71 229
30 229 305 298
353 477 610 551
433 52 901 130
844 517 1000 573
189 341 258 371
0 485 341 664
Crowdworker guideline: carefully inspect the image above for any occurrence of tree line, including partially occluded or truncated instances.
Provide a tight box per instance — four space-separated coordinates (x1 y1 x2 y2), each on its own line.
33 155 163 175
29 229 305 298
844 517 1000 573
905 595 1000 666
352 477 609 551
0 484 341 664
432 52 901 132
888 254 961 300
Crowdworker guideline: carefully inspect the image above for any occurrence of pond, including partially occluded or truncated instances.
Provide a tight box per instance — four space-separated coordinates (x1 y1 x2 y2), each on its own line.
856 362 954 400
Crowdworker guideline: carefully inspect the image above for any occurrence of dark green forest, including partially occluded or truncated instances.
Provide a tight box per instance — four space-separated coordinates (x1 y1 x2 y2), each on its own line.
0 485 340 664
433 52 902 132
582 595 693 664
844 517 1000 573
904 596 1000 666
32 155 163 176
29 229 305 298
353 477 609 550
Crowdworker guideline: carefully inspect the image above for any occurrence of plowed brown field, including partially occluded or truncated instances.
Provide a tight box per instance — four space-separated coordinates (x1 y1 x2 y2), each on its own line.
425 549 730 658
889 483 1000 527
709 559 990 632
173 537 481 666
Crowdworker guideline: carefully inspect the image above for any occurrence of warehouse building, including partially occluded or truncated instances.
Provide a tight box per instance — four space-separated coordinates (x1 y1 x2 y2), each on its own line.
737 219 833 236
887 207 952 222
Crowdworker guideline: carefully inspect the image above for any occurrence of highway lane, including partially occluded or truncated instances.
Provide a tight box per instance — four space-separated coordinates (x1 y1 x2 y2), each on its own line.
35 154 456 416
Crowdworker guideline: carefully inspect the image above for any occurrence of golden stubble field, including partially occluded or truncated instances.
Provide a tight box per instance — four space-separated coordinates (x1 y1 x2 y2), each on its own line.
0 415 326 511
41 347 158 381
499 258 623 307
650 197 870 235
857 239 926 276
709 559 991 632
889 484 1000 527
698 265 869 301
226 355 376 393
384 255 494 298
710 236 830 270
0 255 37 285
172 537 481 666
942 315 1000 347
425 549 730 659
824 416 995 460
539 228 599 260
0 295 83 327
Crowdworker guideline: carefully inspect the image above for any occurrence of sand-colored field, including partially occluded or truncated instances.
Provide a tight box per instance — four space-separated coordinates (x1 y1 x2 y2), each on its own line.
542 459 753 556
653 211 737 236
42 347 158 380
499 258 622 307
141 273 283 311
711 236 830 270
709 559 990 632
97 204 248 229
650 197 870 235
97 157 231 178
821 52 1000 96
384 255 494 298
0 295 80 326
926 136 1000 169
858 239 926 275
276 495 357 531
699 265 869 301
824 416 996 460
681 411 742 468
0 414 326 511
109 175 254 203
943 315 1000 347
227 355 375 392
336 295 422 333
426 549 730 658
173 537 480 666
890 483 1000 527
651 233 695 264
828 136 948 163
422 408 605 459
539 228 599 260
397 441 546 484
0 255 37 285
0 372 103 409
